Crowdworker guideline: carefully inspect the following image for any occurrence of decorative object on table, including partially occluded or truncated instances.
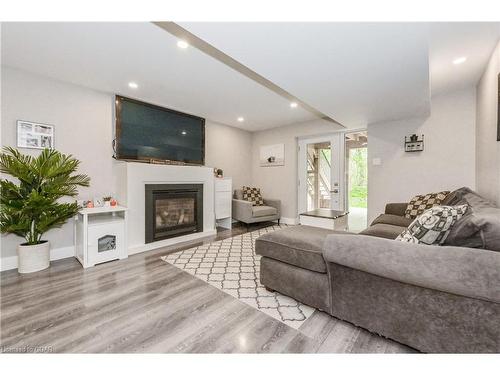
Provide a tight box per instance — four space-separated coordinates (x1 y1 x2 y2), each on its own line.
404 134 424 152
260 143 285 167
93 197 104 207
16 120 55 150
85 200 94 208
396 204 468 245
103 196 112 207
110 198 118 207
214 168 224 178
0 147 90 273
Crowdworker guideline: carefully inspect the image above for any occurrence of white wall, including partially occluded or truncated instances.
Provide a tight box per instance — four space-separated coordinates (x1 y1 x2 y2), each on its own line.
251 119 343 221
0 67 252 260
476 41 500 206
367 88 477 223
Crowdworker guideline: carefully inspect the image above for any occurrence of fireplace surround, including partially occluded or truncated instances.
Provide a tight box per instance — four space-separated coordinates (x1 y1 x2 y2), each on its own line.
145 184 203 243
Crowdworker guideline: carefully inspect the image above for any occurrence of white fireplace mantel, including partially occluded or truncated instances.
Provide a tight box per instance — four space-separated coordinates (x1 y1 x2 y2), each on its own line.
114 161 216 254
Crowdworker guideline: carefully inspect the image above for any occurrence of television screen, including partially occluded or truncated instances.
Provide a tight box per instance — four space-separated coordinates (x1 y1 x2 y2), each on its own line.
115 96 205 165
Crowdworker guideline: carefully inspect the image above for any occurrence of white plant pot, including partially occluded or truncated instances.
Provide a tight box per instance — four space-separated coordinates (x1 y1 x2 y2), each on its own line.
17 241 50 273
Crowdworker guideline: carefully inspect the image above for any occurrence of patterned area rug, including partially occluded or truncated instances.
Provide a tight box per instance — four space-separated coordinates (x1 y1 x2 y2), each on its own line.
161 225 315 329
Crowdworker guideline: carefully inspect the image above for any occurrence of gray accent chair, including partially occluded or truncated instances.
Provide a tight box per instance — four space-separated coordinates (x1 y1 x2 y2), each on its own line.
255 187 500 353
232 189 281 225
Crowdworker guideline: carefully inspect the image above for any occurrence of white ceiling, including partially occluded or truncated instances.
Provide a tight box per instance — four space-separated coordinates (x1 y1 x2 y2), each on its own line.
429 22 500 95
2 22 500 131
180 22 432 128
0 22 319 132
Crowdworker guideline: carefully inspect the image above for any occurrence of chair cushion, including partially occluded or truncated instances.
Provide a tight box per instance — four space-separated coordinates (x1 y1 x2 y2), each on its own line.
359 223 405 240
242 186 264 206
255 225 342 273
252 205 278 218
371 214 413 227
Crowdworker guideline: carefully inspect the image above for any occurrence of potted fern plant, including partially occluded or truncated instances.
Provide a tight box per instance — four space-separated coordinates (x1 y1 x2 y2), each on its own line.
0 147 90 273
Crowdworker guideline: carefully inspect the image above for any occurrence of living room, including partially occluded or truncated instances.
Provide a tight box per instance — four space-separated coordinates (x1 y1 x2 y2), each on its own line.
1 1 500 371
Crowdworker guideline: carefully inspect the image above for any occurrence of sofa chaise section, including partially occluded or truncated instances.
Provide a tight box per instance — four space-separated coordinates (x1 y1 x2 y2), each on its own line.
256 225 346 312
323 234 500 353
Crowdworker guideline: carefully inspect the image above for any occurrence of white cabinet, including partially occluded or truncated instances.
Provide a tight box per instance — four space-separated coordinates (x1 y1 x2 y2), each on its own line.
74 206 128 268
215 178 232 229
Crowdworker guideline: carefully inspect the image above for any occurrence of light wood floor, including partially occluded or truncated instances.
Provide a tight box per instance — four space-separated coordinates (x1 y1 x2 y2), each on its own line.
1 223 416 353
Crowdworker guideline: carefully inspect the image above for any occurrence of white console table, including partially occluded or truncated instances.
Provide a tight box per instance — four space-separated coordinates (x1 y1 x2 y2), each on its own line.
215 178 232 229
74 206 128 268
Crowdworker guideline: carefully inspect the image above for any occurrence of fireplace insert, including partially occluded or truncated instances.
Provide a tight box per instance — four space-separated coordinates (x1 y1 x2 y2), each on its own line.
145 184 203 243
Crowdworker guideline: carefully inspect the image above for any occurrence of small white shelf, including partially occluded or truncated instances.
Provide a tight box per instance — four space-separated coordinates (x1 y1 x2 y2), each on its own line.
88 215 126 226
74 205 128 268
80 205 128 215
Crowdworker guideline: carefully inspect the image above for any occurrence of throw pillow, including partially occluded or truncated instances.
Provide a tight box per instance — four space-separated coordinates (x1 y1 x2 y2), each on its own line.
404 190 450 219
396 204 468 245
242 186 264 206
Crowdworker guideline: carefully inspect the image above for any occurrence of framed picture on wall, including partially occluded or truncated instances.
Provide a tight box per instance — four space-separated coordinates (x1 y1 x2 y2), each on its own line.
260 143 285 167
17 120 55 149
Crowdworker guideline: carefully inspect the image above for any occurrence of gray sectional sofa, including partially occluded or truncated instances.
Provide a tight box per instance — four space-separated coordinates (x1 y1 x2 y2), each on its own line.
255 187 500 353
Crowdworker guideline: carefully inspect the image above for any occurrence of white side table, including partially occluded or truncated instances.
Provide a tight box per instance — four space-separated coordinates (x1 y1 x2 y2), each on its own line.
299 209 348 231
74 206 128 268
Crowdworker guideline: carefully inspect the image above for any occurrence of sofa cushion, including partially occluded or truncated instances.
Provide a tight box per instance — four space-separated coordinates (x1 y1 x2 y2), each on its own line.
371 214 413 227
255 225 342 273
252 205 278 218
445 207 500 252
359 223 405 240
443 189 500 252
404 191 450 219
396 205 468 245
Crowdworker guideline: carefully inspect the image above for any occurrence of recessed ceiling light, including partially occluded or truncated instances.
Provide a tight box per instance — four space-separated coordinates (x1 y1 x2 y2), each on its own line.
290 102 298 108
181 131 187 135
237 117 244 122
128 82 138 89
452 56 467 65
177 40 189 49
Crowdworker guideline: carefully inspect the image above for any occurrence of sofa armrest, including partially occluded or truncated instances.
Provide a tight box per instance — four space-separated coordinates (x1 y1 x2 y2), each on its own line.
384 203 408 216
232 199 253 222
263 198 281 215
322 234 500 303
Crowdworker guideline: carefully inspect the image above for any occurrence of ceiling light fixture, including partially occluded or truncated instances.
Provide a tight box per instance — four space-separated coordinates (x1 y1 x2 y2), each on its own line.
452 56 467 65
290 102 298 108
181 131 187 135
177 40 189 49
237 117 244 122
128 82 138 89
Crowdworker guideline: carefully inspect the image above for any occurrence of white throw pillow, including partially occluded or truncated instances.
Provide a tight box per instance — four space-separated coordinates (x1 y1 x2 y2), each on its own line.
396 204 468 245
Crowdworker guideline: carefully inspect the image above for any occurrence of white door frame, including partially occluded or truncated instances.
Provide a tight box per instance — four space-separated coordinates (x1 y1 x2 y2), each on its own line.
297 133 345 215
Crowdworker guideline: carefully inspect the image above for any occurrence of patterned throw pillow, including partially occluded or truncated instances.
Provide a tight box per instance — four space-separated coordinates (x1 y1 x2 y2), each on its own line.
396 204 468 245
404 191 450 219
242 186 264 206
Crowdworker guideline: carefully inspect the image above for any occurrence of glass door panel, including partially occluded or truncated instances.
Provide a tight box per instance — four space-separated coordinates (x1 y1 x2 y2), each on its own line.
345 131 368 231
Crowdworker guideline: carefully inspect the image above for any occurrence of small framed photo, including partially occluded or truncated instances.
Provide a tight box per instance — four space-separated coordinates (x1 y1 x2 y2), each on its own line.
17 120 55 149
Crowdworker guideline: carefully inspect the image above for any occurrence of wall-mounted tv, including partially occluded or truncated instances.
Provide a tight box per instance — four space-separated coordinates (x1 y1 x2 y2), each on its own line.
115 96 205 165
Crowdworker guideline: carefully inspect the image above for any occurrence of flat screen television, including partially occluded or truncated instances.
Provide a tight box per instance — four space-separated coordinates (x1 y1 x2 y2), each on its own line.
115 96 205 165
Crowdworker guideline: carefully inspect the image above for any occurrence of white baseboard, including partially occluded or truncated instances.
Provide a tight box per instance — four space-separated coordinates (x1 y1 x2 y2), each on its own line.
277 217 299 225
1 245 75 272
128 229 218 255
